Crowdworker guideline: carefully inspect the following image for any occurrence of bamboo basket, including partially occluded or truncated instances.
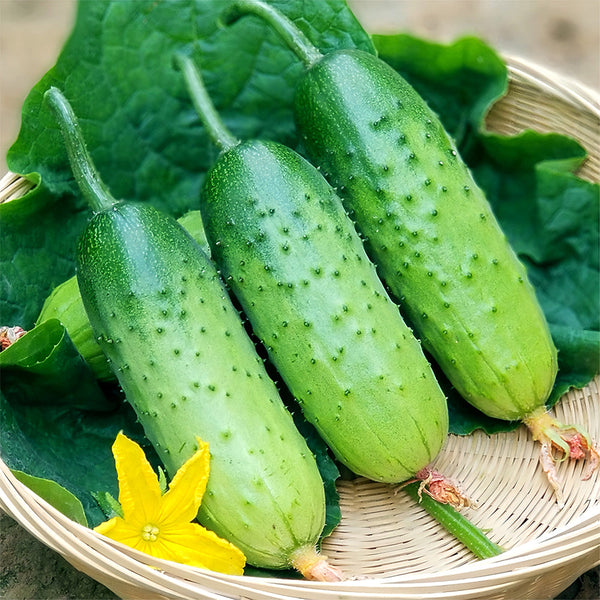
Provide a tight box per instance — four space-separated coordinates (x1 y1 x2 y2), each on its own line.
1 57 599 600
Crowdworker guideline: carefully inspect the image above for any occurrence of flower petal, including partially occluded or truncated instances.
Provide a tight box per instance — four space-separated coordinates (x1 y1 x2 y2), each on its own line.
160 437 210 525
94 516 147 548
159 522 246 574
113 432 161 523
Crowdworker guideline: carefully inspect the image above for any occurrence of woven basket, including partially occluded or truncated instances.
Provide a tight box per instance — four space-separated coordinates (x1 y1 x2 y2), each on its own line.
1 57 599 600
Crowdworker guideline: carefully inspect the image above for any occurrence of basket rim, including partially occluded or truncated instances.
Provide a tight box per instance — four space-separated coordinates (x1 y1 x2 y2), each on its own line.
1 54 599 599
1 445 599 596
503 53 600 116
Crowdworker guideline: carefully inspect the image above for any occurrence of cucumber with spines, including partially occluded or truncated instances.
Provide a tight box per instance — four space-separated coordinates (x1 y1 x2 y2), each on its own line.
35 210 209 382
44 86 338 578
220 0 600 501
176 53 448 486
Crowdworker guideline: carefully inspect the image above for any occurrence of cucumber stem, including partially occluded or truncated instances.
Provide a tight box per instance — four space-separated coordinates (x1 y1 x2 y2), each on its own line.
289 545 344 581
174 53 239 152
402 481 503 560
44 87 117 213
220 0 323 69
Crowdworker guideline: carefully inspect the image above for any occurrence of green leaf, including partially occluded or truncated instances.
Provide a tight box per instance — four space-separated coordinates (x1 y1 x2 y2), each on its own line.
0 318 148 526
2 0 373 328
0 319 114 412
10 469 88 527
0 176 89 329
548 325 600 405
0 390 155 527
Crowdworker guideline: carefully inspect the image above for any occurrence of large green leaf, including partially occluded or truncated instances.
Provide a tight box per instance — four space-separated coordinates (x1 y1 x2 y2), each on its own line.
3 0 374 329
0 315 129 527
0 177 89 328
0 389 152 526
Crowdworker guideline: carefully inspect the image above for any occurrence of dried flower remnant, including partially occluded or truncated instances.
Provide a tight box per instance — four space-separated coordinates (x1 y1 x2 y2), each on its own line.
397 466 477 510
0 326 26 350
523 407 600 506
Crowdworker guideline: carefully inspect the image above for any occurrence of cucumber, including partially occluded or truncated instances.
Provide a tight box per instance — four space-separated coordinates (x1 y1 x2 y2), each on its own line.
44 86 338 578
292 49 559 422
221 1 600 502
36 210 209 382
220 0 558 422
177 55 448 486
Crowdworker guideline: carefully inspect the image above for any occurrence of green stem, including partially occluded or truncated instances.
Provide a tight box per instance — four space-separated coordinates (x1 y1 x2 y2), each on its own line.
220 0 323 69
403 482 504 560
174 53 239 152
44 87 117 213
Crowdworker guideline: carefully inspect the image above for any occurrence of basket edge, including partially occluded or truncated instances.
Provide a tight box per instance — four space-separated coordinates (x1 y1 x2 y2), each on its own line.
504 54 600 115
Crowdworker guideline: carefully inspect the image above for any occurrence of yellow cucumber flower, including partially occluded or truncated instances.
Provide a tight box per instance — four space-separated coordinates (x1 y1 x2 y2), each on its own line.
94 432 245 574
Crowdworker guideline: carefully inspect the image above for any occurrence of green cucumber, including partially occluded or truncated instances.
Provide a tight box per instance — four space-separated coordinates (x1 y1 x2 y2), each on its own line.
45 86 337 578
221 2 600 501
35 210 209 382
295 50 559 421
177 54 448 486
220 0 557 423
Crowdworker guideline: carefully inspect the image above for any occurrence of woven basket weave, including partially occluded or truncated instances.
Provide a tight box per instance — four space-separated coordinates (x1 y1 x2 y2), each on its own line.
1 57 599 600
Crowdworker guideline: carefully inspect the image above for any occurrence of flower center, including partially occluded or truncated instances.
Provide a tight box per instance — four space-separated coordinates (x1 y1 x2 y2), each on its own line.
141 524 160 542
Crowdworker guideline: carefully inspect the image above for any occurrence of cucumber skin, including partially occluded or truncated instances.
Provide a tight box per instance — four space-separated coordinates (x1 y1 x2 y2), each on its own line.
201 140 448 483
76 201 326 569
294 50 558 421
36 211 209 383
